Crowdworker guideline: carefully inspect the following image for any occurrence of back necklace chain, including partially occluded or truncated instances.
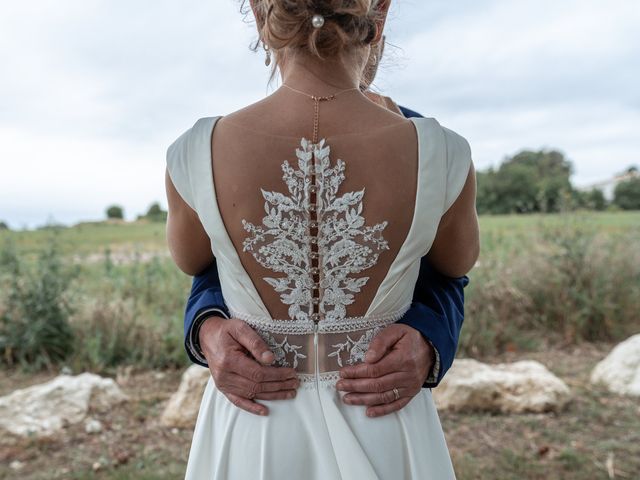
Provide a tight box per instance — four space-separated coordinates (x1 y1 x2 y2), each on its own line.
281 83 360 144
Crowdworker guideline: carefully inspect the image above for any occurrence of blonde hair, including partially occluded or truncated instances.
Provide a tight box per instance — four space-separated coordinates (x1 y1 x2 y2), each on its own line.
240 1 384 84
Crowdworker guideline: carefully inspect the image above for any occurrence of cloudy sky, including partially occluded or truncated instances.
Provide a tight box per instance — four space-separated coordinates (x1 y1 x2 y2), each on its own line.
1 0 638 229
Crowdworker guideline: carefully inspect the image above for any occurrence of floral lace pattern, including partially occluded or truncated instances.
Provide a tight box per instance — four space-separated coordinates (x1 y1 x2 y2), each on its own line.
328 326 383 367
241 138 389 322
239 137 397 389
256 329 307 369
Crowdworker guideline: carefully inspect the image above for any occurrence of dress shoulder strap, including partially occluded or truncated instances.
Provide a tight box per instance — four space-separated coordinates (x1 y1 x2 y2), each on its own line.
165 116 223 212
408 116 448 258
441 125 473 214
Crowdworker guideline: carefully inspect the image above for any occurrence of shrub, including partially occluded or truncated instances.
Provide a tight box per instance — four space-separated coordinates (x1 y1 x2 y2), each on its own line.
460 212 640 356
613 177 640 210
67 249 187 371
140 202 167 222
106 205 124 219
0 234 79 370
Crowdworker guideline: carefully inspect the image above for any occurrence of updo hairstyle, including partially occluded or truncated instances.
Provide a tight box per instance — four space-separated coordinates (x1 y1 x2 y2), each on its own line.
240 1 385 62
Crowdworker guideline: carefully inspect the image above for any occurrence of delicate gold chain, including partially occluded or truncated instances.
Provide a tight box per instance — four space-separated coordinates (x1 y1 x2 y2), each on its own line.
281 83 359 143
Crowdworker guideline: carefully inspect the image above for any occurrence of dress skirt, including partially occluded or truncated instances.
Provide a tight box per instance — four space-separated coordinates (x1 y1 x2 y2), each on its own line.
184 375 457 479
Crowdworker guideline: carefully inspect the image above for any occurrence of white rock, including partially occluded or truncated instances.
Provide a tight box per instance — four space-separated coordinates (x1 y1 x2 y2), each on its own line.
590 334 640 396
0 372 128 438
10 460 24 470
160 365 211 428
432 358 571 413
84 418 103 434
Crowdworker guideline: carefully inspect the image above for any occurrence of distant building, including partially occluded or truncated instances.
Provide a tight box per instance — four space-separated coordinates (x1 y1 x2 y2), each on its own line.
576 168 639 201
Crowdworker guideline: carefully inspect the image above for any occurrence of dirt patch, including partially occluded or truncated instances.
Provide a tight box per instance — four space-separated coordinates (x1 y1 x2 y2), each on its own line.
1 344 638 479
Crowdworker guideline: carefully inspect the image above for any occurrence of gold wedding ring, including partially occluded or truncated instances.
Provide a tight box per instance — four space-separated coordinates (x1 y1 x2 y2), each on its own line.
392 387 400 401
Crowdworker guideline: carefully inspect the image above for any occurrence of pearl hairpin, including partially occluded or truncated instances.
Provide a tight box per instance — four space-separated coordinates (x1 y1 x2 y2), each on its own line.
311 13 325 29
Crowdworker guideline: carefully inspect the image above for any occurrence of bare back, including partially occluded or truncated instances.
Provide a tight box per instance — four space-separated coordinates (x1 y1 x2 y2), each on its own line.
212 90 419 320
166 89 473 379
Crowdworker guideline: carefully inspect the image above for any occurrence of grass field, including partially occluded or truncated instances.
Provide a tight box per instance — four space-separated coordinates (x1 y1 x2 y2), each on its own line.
3 210 639 253
0 220 167 256
1 210 639 479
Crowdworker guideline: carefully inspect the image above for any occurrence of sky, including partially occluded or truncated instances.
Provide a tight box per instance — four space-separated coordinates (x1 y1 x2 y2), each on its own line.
0 0 638 229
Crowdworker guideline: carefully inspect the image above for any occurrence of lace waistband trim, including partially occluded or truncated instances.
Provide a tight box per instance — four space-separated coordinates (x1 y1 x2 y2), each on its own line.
228 304 411 335
297 372 341 390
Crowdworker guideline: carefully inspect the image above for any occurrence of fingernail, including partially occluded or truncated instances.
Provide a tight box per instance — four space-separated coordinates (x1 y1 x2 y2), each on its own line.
261 351 273 363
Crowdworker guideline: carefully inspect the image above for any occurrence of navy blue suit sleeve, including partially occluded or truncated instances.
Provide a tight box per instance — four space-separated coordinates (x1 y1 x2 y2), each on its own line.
184 260 230 367
396 258 469 389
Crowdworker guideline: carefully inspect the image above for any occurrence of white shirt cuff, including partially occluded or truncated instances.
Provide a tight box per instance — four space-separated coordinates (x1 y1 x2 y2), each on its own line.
187 307 230 365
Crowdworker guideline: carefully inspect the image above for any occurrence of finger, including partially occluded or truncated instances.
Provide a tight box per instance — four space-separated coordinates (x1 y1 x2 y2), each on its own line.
227 352 298 382
366 396 413 417
227 372 300 397
342 386 411 407
340 349 406 379
228 321 275 365
336 371 408 394
225 392 268 416
254 389 298 401
364 326 406 363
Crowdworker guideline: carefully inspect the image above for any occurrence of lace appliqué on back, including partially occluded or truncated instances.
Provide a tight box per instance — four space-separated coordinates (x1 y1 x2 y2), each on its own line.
241 138 390 322
256 330 307 369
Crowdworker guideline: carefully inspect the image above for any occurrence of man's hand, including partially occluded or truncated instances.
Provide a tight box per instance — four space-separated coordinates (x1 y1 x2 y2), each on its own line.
335 323 434 418
199 316 299 416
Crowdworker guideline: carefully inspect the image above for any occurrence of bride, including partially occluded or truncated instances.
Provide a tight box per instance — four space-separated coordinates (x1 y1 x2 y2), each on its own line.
165 0 479 478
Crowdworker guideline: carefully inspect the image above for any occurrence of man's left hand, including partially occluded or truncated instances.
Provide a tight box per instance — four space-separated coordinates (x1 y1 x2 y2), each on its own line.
335 323 434 418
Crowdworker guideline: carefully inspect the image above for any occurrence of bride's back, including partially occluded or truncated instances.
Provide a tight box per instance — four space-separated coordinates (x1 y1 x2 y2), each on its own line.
167 0 476 329
212 91 420 320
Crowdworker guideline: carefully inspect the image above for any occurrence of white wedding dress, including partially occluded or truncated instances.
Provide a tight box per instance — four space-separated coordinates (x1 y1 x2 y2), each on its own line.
167 112 472 479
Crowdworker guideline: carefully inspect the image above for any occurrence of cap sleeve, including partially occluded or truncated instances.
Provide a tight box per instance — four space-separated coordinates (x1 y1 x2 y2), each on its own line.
166 125 197 211
442 126 473 215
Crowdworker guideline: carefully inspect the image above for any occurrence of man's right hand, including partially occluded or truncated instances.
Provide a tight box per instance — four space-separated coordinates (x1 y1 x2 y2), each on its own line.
198 316 299 416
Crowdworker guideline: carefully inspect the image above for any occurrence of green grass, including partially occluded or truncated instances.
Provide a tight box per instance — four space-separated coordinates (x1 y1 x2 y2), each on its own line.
0 220 167 256
1 211 639 371
2 209 638 259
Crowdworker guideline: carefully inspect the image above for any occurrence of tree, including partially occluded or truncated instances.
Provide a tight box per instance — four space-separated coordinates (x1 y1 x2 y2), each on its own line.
0 221 9 230
613 177 640 210
475 149 575 214
572 188 607 211
585 188 607 211
106 205 124 220
143 202 167 222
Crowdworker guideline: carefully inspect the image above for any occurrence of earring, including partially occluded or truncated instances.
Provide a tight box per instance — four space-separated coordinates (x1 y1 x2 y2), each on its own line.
262 40 271 67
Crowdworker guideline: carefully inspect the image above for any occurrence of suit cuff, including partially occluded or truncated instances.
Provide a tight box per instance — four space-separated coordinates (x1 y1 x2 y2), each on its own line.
424 338 441 384
397 302 456 389
186 307 230 366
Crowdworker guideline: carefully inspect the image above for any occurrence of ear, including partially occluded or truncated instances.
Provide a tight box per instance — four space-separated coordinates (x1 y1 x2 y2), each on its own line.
372 0 391 44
